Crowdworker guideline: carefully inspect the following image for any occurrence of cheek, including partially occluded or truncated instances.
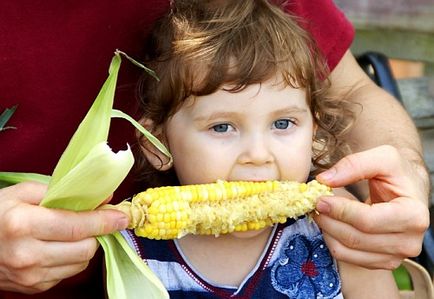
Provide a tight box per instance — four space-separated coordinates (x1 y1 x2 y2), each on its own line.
278 134 313 182
230 228 269 239
280 154 311 182
169 139 203 184
169 137 232 184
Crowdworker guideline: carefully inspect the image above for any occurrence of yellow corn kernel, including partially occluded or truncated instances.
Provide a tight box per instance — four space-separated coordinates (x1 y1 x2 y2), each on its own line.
112 180 331 239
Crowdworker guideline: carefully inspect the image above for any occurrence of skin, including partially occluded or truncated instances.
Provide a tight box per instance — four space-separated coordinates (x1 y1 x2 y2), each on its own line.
143 77 398 297
314 50 430 269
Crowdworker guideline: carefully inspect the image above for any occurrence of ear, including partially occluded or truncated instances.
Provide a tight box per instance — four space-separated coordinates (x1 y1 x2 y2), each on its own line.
138 118 173 171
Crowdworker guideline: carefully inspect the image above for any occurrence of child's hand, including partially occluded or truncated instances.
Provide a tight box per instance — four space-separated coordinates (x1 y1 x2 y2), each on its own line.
0 182 128 294
313 145 429 270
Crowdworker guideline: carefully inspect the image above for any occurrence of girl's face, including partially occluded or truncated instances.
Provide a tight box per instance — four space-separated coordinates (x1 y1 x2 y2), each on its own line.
163 77 314 185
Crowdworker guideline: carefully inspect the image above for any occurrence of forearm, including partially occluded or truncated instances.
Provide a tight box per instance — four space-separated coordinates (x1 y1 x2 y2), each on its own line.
339 261 399 298
328 50 430 203
346 85 419 151
347 83 429 200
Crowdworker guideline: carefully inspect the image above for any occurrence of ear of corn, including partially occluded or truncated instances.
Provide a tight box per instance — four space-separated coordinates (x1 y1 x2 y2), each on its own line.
110 180 331 240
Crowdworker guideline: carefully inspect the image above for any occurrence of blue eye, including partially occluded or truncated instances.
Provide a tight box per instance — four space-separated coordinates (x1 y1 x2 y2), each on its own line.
273 119 294 130
212 123 231 132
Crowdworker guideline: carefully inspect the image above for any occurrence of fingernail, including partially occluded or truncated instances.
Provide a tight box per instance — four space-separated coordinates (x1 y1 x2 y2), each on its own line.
316 199 331 214
317 167 336 182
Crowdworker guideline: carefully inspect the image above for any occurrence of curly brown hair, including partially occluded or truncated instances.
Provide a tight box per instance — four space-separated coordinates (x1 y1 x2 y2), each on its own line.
135 0 356 187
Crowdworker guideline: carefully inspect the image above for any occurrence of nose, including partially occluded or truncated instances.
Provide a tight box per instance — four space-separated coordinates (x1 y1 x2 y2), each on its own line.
237 133 274 165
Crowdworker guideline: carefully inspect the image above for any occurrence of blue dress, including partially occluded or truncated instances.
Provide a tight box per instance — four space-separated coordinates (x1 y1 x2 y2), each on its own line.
122 217 343 299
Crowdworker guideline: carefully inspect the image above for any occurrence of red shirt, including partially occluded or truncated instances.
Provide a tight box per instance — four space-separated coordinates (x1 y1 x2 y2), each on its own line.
0 0 353 298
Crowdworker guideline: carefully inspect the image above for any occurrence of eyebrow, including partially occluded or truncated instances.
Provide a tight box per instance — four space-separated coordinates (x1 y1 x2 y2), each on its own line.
272 107 308 115
193 111 239 122
193 106 308 122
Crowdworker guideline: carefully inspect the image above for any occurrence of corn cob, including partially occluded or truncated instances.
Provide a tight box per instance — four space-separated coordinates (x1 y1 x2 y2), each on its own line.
110 180 331 240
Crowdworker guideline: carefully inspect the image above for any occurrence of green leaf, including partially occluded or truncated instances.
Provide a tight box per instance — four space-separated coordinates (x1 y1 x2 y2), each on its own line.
0 105 18 131
393 265 413 290
49 54 121 187
98 233 169 299
0 172 50 188
115 50 159 81
111 109 172 162
41 142 134 210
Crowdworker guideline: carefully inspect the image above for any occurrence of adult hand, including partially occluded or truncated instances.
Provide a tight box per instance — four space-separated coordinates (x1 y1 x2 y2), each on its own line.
314 145 430 270
0 181 129 294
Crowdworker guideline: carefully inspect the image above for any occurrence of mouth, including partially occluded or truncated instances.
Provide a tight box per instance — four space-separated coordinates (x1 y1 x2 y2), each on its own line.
229 178 276 182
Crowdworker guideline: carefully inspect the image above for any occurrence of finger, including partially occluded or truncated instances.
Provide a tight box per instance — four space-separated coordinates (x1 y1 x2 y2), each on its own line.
322 233 403 270
0 238 98 272
0 280 60 294
1 262 88 294
315 195 420 234
316 145 403 187
28 208 129 241
42 238 99 267
1 181 48 205
39 263 89 284
315 214 423 257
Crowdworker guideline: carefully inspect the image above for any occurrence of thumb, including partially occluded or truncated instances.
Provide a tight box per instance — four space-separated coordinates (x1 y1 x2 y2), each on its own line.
316 145 403 188
35 208 130 241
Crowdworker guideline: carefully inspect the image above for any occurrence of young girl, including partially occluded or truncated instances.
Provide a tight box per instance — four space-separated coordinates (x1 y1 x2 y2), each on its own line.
123 0 399 298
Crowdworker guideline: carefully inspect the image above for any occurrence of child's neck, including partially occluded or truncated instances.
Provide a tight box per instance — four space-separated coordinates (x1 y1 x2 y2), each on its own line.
176 226 274 287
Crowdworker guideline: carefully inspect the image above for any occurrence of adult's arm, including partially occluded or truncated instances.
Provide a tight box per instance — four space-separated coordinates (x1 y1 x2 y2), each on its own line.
330 50 429 201
0 182 129 294
314 50 430 269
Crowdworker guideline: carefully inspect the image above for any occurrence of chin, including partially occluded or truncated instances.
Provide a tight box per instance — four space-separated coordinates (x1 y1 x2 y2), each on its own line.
230 227 270 239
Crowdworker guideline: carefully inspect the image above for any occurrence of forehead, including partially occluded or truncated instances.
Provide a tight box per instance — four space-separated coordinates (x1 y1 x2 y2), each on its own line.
184 78 308 114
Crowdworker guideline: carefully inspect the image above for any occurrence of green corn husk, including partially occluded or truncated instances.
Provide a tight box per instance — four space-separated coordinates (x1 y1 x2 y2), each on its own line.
0 51 170 299
0 172 50 189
